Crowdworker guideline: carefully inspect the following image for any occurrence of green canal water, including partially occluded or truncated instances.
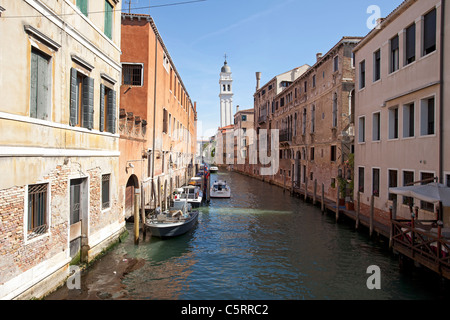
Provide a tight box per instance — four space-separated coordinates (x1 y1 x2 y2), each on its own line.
47 170 449 300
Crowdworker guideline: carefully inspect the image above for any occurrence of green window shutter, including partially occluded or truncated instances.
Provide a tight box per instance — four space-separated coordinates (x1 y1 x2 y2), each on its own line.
30 50 38 118
69 68 78 126
82 77 94 130
99 84 105 132
30 49 50 120
107 89 116 133
76 0 88 16
104 1 113 39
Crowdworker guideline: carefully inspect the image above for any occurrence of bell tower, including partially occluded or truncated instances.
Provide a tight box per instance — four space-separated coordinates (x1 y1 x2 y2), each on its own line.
219 55 233 128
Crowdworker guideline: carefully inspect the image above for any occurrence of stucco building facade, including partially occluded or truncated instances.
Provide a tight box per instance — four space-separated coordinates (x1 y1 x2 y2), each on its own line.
353 0 449 226
0 0 123 299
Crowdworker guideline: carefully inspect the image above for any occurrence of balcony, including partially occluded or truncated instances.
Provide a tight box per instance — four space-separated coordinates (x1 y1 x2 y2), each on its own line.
279 129 292 142
258 114 267 124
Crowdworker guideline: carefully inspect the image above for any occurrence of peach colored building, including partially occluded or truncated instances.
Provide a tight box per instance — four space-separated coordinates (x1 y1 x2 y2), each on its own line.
120 13 197 215
353 0 449 226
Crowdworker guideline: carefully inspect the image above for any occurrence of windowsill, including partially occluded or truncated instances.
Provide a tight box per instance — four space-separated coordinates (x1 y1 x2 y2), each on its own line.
102 207 111 214
372 78 381 85
388 69 400 77
402 136 416 140
25 230 50 244
403 60 417 69
358 141 366 145
420 50 437 61
372 140 381 143
358 87 366 93
387 137 399 141
418 133 437 139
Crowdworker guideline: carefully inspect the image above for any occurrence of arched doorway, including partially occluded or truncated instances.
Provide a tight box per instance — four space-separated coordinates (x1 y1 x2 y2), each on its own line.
125 175 139 219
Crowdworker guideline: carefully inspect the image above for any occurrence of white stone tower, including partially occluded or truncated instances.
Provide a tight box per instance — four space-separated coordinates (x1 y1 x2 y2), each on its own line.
219 56 233 128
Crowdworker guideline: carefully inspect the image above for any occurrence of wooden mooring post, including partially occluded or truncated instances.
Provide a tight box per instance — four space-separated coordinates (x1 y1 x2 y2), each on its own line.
321 183 325 213
369 195 374 237
134 188 140 245
141 183 146 240
389 205 393 249
335 180 339 222
356 192 360 229
313 179 317 205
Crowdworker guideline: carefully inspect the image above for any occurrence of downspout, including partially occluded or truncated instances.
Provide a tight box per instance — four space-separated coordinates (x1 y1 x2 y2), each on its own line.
439 0 445 183
151 30 158 205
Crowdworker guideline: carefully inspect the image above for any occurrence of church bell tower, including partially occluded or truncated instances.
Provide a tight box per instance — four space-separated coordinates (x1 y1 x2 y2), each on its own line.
219 55 233 128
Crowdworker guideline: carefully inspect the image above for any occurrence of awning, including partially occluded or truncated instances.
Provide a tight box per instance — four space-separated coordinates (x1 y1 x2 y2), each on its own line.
389 183 450 207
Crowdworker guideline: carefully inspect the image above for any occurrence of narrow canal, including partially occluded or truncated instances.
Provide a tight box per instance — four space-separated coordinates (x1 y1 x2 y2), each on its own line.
46 170 449 300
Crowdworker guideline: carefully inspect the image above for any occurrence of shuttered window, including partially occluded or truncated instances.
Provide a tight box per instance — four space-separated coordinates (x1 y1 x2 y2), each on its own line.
76 0 88 16
104 1 113 40
70 68 94 130
99 84 116 133
390 35 399 73
405 23 416 65
30 48 51 121
423 8 436 56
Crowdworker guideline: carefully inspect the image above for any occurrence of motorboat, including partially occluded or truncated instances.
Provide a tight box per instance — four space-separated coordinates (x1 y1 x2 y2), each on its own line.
177 185 203 207
210 180 231 198
209 166 219 173
145 201 199 238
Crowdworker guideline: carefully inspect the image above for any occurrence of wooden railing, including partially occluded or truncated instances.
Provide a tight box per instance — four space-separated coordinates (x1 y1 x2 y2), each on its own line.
391 219 450 275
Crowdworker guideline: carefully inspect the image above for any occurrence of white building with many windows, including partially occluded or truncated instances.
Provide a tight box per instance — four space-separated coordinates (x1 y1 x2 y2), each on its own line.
353 0 449 226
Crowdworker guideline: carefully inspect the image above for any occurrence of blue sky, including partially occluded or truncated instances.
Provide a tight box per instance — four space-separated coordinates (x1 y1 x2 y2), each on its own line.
122 0 402 138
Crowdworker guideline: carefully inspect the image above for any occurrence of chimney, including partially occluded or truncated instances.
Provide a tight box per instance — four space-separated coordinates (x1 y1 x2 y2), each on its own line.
256 72 261 90
236 105 239 113
316 53 322 61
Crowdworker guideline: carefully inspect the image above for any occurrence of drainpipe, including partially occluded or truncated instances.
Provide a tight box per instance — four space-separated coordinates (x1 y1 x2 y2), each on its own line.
439 0 445 184
151 31 158 205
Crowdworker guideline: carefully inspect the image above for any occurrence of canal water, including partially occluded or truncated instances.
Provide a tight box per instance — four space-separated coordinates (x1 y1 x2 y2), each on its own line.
46 170 449 300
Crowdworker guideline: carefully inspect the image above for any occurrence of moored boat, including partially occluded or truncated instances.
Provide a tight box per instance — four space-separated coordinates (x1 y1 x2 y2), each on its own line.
210 180 231 198
145 201 199 238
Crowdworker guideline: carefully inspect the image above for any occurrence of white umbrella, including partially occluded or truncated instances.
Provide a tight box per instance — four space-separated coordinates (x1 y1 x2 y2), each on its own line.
389 182 450 207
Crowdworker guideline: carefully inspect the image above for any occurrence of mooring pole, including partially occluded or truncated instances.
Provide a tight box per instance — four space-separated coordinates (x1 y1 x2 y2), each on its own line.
134 188 140 245
369 195 374 237
356 192 360 229
321 183 325 213
141 183 146 240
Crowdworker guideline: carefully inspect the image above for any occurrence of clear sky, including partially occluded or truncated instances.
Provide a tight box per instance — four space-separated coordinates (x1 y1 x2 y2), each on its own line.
122 0 402 139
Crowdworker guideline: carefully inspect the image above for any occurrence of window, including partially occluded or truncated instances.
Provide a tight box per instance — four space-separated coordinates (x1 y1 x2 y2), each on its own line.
402 171 414 205
76 0 88 16
312 75 316 88
423 8 437 56
228 84 231 91
27 183 48 238
99 84 116 133
388 169 398 201
358 116 366 142
30 48 51 121
372 168 380 197
311 105 316 133
358 167 365 193
310 147 315 161
330 145 337 162
70 68 94 129
302 108 306 135
242 115 247 122
372 112 380 141
163 108 168 133
102 174 111 209
304 81 307 92
333 56 339 72
280 97 285 107
446 174 450 187
405 23 416 65
420 172 435 212
104 0 113 39
122 64 143 86
390 35 399 73
420 97 435 135
373 49 381 82
359 60 365 89
388 107 399 139
403 103 415 138
332 94 337 128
